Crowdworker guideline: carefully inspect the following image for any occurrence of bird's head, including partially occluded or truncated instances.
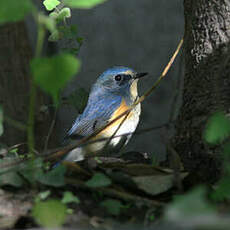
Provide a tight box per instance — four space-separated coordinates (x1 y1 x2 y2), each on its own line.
92 66 148 100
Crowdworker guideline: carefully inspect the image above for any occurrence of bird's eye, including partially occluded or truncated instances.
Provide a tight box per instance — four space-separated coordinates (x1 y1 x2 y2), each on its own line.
115 74 122 81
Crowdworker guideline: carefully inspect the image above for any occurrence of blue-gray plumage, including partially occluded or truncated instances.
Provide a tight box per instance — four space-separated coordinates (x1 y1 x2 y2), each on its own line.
65 66 147 162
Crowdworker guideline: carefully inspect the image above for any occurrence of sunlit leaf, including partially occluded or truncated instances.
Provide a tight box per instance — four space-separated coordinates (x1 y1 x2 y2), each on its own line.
43 0 60 11
85 172 111 188
101 199 123 216
36 165 66 187
0 0 34 24
36 190 51 202
32 200 67 227
164 187 215 221
62 191 80 204
31 54 80 105
64 0 107 9
50 7 71 23
204 111 230 144
0 106 3 136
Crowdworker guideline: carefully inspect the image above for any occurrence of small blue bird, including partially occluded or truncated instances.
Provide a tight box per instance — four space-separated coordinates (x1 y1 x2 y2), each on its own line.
64 66 148 162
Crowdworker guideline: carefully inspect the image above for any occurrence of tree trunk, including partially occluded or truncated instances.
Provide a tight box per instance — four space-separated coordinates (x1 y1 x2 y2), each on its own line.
0 22 57 151
173 0 230 184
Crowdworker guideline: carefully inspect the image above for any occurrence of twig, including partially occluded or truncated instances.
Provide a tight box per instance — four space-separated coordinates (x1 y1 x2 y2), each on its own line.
44 108 58 152
169 46 184 123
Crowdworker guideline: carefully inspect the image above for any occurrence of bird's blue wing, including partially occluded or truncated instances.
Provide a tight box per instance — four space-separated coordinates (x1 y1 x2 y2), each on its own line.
66 96 122 139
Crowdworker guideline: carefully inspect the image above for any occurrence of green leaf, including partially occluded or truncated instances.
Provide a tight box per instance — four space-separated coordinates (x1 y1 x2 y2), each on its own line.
164 187 215 221
36 165 66 187
43 0 60 11
38 14 56 34
20 158 43 184
64 0 107 9
32 199 67 227
0 0 34 24
0 105 3 136
30 54 80 105
211 177 230 201
48 30 60 42
62 191 80 204
101 199 123 216
85 172 111 188
223 141 230 159
204 111 230 144
36 190 51 202
0 171 23 187
50 7 71 23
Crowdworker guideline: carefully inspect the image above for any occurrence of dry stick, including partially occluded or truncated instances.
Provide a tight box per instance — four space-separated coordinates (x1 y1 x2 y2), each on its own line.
166 47 185 192
46 38 184 161
44 108 58 152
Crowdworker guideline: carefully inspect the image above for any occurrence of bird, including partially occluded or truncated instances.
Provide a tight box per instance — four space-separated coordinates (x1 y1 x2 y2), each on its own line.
64 66 148 162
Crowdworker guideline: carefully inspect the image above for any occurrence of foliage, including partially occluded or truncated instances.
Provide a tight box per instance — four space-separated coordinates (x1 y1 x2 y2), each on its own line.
31 54 80 105
43 0 60 11
86 172 112 187
32 199 67 227
203 111 230 201
35 190 51 202
204 111 230 144
0 0 110 227
164 187 215 222
0 0 34 24
100 199 124 216
210 141 230 201
63 0 108 9
2 0 226 229
35 165 66 187
62 191 80 204
0 157 66 188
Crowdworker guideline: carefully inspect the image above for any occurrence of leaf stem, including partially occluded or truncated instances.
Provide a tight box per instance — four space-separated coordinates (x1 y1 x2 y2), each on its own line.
27 22 45 155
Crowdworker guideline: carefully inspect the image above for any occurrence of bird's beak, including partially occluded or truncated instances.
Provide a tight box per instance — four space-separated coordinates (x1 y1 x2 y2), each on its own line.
134 72 148 79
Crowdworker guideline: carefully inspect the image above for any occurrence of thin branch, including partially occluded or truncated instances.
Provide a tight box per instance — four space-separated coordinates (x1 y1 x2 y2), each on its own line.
43 108 58 152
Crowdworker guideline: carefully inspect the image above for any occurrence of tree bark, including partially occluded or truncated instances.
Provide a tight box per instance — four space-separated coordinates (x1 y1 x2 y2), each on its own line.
173 0 230 184
0 22 57 151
